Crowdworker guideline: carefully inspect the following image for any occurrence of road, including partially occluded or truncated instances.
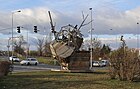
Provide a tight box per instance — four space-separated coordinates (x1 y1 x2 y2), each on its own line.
12 63 108 73
0 56 108 72
13 64 61 73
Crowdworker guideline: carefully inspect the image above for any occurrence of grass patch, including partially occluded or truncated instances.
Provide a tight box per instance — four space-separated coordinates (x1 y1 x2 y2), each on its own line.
37 57 60 65
37 57 53 64
0 70 140 89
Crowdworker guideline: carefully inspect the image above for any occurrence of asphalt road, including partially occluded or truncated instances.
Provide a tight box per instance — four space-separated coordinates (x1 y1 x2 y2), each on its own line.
12 63 108 73
0 56 108 72
13 64 61 73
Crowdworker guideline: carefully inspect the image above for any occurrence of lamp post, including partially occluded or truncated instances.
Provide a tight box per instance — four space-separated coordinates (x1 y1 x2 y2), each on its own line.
11 10 21 62
89 8 93 69
120 35 126 59
137 22 139 57
7 38 12 59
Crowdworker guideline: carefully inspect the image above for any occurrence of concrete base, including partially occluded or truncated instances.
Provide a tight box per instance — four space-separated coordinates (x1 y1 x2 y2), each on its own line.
51 69 94 73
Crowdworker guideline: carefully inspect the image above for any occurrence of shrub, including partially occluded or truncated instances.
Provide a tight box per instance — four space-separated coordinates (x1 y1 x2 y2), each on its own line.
109 48 140 82
0 61 12 77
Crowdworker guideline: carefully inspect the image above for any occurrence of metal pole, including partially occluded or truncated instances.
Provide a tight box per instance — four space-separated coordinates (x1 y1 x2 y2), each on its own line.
11 10 21 63
26 28 28 58
11 12 14 64
137 22 139 57
116 35 117 49
7 38 10 59
89 8 93 69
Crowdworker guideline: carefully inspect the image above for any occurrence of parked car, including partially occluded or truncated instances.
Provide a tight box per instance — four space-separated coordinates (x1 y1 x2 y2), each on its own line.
20 58 39 65
101 60 109 66
9 56 20 62
92 61 103 67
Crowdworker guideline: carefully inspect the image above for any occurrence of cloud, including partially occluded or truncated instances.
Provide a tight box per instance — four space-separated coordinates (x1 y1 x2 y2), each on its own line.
19 7 52 24
88 6 140 35
0 7 58 35
0 3 140 36
0 1 140 50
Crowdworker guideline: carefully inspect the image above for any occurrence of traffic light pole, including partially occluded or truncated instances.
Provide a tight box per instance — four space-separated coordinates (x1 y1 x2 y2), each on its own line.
11 12 14 64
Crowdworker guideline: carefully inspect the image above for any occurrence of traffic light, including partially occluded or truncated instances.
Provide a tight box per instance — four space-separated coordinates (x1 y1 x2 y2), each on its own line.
120 35 123 41
17 26 20 33
34 26 37 33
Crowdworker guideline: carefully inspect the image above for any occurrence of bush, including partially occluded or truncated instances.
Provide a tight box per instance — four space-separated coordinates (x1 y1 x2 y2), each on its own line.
0 61 12 77
109 48 140 82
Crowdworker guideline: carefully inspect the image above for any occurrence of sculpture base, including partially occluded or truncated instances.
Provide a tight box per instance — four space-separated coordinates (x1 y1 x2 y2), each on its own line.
51 69 93 73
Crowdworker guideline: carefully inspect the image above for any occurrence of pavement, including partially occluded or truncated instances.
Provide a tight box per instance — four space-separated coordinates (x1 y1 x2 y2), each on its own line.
12 64 61 73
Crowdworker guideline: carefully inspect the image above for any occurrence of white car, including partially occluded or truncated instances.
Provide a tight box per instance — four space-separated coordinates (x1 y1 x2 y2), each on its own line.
93 61 103 67
20 58 39 65
101 60 109 66
9 56 20 62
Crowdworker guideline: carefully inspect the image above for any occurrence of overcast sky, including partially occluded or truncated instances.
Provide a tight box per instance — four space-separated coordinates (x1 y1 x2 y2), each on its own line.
0 0 140 50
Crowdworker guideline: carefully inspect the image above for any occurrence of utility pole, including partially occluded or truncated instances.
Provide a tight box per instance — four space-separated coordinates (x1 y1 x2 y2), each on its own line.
137 22 139 57
89 8 93 69
7 38 11 59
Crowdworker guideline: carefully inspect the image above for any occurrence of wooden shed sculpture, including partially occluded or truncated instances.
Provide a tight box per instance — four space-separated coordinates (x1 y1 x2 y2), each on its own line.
48 11 90 71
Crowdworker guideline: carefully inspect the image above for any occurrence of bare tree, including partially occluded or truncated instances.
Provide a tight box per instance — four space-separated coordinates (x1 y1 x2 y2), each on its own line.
13 36 26 56
35 38 44 56
14 41 25 55
43 39 51 57
109 43 140 82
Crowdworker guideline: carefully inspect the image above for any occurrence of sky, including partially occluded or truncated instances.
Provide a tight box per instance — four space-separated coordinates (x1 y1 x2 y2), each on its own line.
0 0 140 51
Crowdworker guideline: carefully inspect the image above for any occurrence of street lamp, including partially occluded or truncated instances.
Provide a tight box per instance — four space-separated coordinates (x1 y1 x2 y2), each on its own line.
11 10 21 62
89 8 93 69
120 35 126 57
7 38 12 59
137 22 139 56
137 22 139 48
